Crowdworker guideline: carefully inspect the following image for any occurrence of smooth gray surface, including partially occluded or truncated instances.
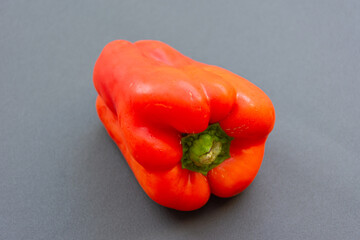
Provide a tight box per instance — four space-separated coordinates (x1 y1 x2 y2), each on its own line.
1 0 359 239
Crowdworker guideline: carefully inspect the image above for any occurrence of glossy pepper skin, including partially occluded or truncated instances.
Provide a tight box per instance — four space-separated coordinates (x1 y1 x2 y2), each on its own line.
93 40 275 211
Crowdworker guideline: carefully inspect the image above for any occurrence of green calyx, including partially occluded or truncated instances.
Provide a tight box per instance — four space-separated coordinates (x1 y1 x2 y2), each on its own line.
181 123 233 175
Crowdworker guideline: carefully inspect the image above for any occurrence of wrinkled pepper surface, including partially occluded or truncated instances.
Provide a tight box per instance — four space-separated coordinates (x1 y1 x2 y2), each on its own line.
93 40 275 211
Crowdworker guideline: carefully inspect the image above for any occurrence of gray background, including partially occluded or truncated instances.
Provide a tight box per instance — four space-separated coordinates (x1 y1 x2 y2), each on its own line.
1 0 359 239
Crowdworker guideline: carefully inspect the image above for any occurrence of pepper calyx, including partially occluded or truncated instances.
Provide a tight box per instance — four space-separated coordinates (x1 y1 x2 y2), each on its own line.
181 123 233 175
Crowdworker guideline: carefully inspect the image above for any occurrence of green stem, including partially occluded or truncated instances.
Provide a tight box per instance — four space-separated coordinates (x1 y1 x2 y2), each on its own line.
181 123 233 175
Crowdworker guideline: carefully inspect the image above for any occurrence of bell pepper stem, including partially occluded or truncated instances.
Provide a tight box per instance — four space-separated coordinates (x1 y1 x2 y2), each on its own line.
181 123 233 175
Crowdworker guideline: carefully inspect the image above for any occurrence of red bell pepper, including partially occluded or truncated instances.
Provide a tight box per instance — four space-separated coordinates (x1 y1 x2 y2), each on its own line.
93 40 275 211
